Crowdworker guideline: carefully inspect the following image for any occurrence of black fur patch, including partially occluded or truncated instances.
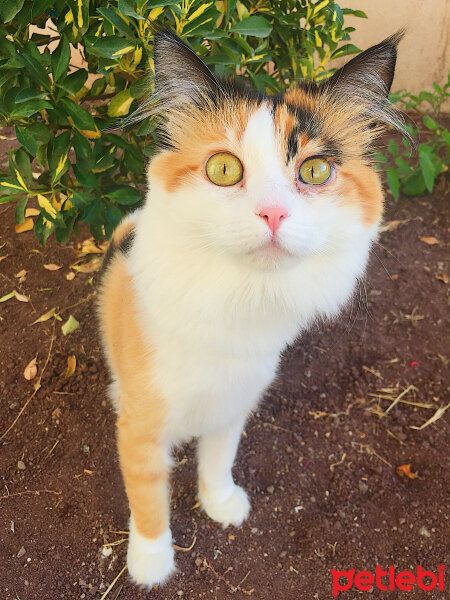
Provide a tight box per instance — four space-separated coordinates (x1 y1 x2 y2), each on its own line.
99 227 135 280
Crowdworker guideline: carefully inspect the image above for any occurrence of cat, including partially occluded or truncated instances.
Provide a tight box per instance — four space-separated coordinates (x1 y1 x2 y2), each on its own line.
97 29 404 588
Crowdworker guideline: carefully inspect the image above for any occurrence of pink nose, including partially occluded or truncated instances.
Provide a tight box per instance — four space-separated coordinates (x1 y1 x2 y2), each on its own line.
258 206 288 235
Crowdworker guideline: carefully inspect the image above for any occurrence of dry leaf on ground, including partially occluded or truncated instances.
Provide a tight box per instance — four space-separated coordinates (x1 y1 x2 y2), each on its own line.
32 307 58 324
65 272 76 281
379 220 402 233
420 236 439 245
435 272 449 284
44 264 62 271
396 464 418 479
14 290 30 302
24 358 38 380
64 355 77 378
72 258 102 273
15 218 34 233
14 269 27 279
0 291 15 303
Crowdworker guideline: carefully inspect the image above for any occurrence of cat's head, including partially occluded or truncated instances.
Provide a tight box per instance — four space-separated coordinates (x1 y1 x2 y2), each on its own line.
146 30 403 270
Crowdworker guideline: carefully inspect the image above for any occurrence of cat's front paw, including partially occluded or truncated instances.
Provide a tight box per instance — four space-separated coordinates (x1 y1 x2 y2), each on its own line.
127 521 175 588
199 484 250 528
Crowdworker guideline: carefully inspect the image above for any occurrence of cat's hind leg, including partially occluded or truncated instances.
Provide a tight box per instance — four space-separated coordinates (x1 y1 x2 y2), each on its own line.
197 417 250 528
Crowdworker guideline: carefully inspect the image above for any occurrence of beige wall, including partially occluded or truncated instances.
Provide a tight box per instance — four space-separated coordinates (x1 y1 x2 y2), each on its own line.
332 0 449 94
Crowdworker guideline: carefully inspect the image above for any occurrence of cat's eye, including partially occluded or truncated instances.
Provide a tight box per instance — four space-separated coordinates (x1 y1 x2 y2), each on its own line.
299 157 332 185
206 152 243 186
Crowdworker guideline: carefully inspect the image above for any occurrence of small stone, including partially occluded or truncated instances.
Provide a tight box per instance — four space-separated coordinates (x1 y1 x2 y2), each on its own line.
17 546 26 558
266 486 275 494
358 480 369 494
419 526 431 538
17 460 26 470
195 558 203 567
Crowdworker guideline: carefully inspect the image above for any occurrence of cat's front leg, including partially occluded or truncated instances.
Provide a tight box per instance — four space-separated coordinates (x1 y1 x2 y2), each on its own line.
198 417 250 527
117 415 175 588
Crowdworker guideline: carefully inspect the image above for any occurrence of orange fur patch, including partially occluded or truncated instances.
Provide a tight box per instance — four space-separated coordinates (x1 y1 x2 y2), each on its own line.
338 161 384 226
98 253 169 540
111 219 135 246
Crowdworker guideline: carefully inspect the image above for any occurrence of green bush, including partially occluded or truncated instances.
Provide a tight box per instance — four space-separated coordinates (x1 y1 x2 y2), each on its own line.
0 0 366 244
378 75 450 199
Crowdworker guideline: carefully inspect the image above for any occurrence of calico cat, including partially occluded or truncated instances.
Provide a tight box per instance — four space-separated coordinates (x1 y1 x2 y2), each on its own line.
97 30 403 587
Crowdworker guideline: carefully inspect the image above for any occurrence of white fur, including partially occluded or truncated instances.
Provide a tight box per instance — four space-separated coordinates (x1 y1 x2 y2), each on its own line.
120 103 378 583
127 516 175 587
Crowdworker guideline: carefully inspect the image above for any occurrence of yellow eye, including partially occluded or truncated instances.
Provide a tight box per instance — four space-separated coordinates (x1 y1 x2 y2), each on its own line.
206 152 243 186
299 157 332 185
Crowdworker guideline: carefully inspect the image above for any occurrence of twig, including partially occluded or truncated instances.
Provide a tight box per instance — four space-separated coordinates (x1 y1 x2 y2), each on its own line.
203 557 255 595
384 385 416 414
0 321 55 441
60 292 96 314
410 403 450 430
173 521 198 552
1 489 61 500
100 565 127 600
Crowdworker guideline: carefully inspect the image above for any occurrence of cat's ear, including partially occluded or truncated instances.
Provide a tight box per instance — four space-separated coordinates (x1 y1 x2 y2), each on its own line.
325 31 404 101
153 30 219 106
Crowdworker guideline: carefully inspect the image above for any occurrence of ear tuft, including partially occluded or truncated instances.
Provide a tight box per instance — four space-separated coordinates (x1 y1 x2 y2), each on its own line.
153 30 219 106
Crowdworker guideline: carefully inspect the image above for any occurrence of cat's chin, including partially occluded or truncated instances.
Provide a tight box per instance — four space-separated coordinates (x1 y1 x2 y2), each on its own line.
243 241 299 270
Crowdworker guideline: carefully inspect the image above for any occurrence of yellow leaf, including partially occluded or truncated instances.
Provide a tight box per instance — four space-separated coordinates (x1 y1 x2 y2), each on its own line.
65 355 77 378
314 30 322 48
420 236 439 245
108 90 134 117
32 307 57 325
15 269 27 279
14 290 30 302
79 128 101 139
37 194 57 219
187 2 213 22
112 45 135 58
63 199 74 210
15 218 34 233
54 153 68 179
149 6 164 20
25 208 40 217
77 0 83 28
0 181 23 191
65 8 74 24
44 264 62 271
24 358 38 381
131 46 143 70
14 169 28 191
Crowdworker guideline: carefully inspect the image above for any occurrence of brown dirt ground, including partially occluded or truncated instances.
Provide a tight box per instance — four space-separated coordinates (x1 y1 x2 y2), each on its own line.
1 146 449 599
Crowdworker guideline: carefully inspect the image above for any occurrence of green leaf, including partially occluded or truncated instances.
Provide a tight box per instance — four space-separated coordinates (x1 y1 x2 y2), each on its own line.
34 213 55 246
386 167 400 200
15 89 48 103
14 196 28 224
97 7 135 37
14 149 33 185
108 89 134 117
418 146 435 193
118 0 144 19
387 139 398 156
231 16 272 38
62 315 80 336
10 100 53 118
105 187 141 205
48 131 71 180
330 44 361 60
422 115 438 131
0 0 25 22
60 98 98 132
15 126 38 156
87 36 136 60
51 37 71 82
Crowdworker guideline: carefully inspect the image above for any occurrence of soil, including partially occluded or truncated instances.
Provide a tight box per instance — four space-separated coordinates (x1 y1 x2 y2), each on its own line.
1 140 449 599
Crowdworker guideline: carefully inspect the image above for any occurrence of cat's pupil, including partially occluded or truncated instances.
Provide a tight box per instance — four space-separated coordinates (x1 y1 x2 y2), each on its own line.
223 163 226 175
311 166 314 178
